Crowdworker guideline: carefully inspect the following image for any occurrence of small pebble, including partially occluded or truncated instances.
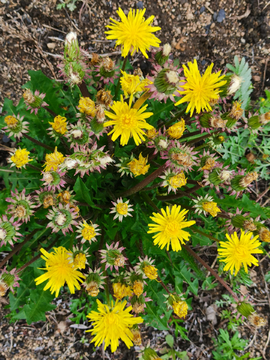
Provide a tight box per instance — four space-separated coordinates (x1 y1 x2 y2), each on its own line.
136 1 144 9
217 9 226 23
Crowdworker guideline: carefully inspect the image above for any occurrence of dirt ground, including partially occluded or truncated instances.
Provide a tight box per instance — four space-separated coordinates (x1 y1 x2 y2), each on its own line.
0 0 270 359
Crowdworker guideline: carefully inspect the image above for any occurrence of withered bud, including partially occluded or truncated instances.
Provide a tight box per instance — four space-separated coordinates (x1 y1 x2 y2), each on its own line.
210 117 227 128
96 89 113 108
239 172 258 187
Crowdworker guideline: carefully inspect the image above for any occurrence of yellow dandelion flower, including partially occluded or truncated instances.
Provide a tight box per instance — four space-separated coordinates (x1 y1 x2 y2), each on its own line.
73 253 87 270
143 265 158 280
86 299 143 352
175 59 227 116
44 147 65 171
81 223 96 241
202 201 221 217
105 8 161 58
35 247 85 297
5 115 18 128
49 115 68 135
148 205 196 252
133 280 144 297
167 119 185 139
10 148 32 168
172 300 188 318
113 283 133 300
169 173 187 190
78 97 96 117
120 71 143 97
218 230 263 276
104 95 153 146
128 153 150 177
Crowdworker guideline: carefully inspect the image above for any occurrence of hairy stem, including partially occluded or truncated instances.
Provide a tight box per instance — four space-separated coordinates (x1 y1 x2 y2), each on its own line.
24 134 54 152
78 81 91 98
119 163 166 197
183 244 239 302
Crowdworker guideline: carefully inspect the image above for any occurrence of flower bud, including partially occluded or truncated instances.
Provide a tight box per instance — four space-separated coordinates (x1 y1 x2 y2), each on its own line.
237 301 255 318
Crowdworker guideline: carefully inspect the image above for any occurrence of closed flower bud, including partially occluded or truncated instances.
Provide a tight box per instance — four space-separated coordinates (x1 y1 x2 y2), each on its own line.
237 301 254 318
258 227 270 242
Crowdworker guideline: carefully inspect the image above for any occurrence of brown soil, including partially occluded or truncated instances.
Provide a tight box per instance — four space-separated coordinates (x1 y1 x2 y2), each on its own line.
0 0 270 359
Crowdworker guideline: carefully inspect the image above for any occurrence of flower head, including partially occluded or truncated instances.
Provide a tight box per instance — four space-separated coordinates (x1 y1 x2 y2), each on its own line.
0 268 20 294
76 221 100 244
202 201 221 217
148 205 196 252
172 300 188 319
134 256 158 280
120 71 145 97
105 8 161 58
83 268 106 297
160 169 187 193
128 153 150 177
86 299 143 352
78 97 96 117
104 95 153 146
46 203 78 235
100 242 127 271
218 231 263 275
49 115 68 136
6 189 35 223
35 247 85 297
44 147 65 172
175 59 226 116
9 148 33 169
0 215 22 247
3 114 29 139
167 119 185 139
110 198 133 222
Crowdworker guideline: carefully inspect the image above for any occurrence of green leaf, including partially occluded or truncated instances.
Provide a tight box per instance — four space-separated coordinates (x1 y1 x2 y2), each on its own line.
23 287 56 324
74 177 95 207
166 334 174 348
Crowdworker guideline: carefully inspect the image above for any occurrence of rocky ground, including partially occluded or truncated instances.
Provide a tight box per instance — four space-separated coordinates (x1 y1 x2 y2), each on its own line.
0 0 270 359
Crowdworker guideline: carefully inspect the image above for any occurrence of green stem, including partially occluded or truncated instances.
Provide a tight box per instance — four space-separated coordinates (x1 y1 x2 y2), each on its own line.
114 57 128 100
119 163 166 197
183 244 239 302
46 107 57 118
194 143 209 151
23 133 54 151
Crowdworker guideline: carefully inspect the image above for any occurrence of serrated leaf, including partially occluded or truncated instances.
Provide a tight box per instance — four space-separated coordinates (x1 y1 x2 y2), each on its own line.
23 287 56 324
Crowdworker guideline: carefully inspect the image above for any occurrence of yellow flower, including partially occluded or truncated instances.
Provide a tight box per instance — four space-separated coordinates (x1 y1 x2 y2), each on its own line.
202 201 221 217
73 253 87 270
5 115 18 128
167 119 185 139
120 71 144 97
113 283 133 300
218 230 263 275
133 280 144 297
49 115 67 135
78 97 96 117
86 281 100 297
175 59 226 116
148 205 196 252
105 8 161 58
104 95 153 146
35 247 85 297
81 223 96 241
128 153 150 177
10 148 32 168
172 300 188 318
86 299 143 352
44 147 65 171
143 265 158 280
169 173 187 190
